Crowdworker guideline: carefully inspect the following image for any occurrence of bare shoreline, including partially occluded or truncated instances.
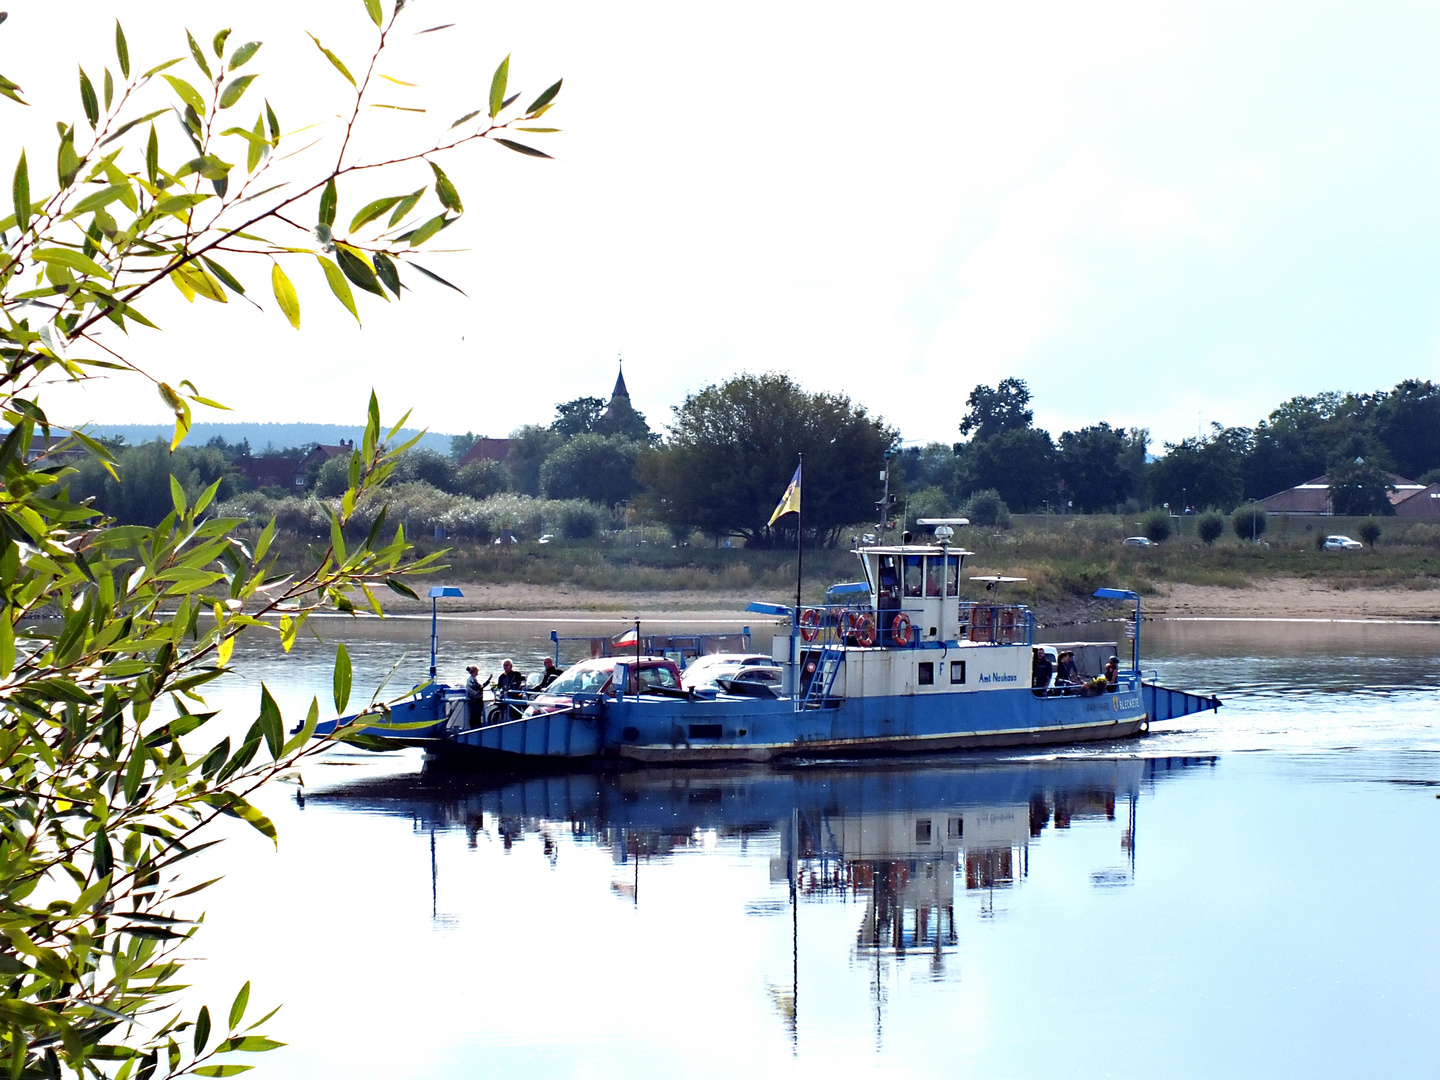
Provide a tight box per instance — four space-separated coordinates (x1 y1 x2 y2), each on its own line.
376 578 1440 626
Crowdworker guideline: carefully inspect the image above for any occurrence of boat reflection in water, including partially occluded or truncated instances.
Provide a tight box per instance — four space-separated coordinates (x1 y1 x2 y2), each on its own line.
312 754 1213 1037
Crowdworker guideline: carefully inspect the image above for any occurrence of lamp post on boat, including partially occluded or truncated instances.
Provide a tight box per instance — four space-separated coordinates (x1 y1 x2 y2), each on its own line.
1092 588 1140 674
428 586 464 681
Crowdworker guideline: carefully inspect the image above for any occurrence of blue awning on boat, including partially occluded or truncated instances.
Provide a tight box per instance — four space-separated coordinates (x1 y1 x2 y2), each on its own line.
826 582 869 597
745 602 793 618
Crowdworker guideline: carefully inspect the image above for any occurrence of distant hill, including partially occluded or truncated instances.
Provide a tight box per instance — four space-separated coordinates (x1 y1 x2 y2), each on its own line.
78 423 455 455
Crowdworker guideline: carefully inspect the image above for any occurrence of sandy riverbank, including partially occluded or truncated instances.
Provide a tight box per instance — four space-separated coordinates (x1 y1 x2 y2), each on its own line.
378 577 1440 624
1143 579 1440 621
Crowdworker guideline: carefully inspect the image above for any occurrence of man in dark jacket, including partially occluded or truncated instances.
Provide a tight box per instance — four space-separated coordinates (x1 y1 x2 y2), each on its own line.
1031 648 1053 695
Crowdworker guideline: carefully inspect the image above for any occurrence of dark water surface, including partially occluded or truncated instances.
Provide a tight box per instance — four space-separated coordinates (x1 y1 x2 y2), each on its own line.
184 616 1440 1078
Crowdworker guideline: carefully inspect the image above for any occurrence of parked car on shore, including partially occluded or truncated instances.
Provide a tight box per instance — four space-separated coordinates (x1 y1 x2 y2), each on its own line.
1322 535 1363 550
1121 536 1153 547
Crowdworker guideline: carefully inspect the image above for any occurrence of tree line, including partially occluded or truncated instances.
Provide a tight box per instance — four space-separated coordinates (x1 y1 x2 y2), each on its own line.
70 375 1440 542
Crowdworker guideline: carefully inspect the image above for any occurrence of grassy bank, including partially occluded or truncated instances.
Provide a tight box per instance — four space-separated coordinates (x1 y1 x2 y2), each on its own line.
265 512 1440 612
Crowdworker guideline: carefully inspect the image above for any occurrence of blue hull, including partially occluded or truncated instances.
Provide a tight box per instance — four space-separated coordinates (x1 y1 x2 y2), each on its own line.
442 677 1171 766
318 674 1219 768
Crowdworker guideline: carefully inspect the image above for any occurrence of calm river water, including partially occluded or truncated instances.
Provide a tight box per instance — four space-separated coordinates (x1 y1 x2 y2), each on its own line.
182 614 1440 1079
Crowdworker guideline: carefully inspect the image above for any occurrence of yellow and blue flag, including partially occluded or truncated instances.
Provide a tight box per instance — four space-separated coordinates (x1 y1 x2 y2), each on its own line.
768 463 801 526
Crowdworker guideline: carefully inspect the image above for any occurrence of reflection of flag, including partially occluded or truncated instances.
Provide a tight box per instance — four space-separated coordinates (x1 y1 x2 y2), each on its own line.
768 464 802 527
613 626 639 647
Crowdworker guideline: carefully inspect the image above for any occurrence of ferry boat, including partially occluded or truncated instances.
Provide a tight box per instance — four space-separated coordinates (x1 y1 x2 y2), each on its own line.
315 525 1220 766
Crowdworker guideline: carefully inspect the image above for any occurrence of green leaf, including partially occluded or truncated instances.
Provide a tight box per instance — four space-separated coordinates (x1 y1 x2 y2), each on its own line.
527 78 562 114
364 0 384 27
405 259 467 296
98 107 168 147
104 67 114 110
334 642 352 714
387 185 425 226
57 127 81 187
0 606 14 680
143 56 185 79
12 150 28 231
265 99 280 143
161 74 207 115
494 138 552 159
258 684 283 759
79 67 99 128
307 33 356 87
271 262 300 329
170 474 186 515
116 20 130 78
94 828 113 879
385 577 420 600
407 213 447 247
348 195 402 233
449 109 481 130
488 54 510 119
316 254 359 324
193 1064 254 1076
228 41 263 71
213 28 232 58
216 1037 285 1053
193 1005 211 1056
246 113 265 172
229 982 251 1030
318 177 336 228
429 161 462 213
219 75 258 109
373 252 400 298
335 245 385 298
32 246 112 279
201 255 246 295
187 30 214 81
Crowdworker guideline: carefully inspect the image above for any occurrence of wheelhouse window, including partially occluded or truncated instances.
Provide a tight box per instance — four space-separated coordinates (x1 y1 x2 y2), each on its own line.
903 555 923 597
945 554 960 596
924 556 942 596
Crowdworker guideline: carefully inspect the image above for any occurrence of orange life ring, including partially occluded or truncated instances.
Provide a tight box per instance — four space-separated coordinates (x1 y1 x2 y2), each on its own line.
799 607 821 642
891 612 913 646
836 610 855 637
852 612 877 647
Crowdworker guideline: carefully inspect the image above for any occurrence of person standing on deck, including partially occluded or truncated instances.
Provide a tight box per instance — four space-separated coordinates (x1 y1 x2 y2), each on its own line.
495 658 525 720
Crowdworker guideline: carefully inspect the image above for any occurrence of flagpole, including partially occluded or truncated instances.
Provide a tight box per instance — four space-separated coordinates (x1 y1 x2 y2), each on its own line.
795 454 803 616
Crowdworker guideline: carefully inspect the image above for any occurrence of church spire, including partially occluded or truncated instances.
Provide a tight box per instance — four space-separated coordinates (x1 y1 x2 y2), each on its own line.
611 355 628 400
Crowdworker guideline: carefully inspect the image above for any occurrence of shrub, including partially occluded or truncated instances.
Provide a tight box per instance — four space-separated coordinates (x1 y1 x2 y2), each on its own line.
557 501 606 539
315 455 351 497
1231 505 1267 541
1141 509 1172 543
963 489 1012 529
1358 519 1382 548
1197 511 1226 544
455 458 511 499
391 447 458 492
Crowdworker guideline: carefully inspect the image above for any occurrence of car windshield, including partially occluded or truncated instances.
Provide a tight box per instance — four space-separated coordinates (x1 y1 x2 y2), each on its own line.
544 665 612 697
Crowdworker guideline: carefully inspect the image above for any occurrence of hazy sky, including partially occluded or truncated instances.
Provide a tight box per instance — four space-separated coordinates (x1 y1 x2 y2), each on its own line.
14 1 1440 449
